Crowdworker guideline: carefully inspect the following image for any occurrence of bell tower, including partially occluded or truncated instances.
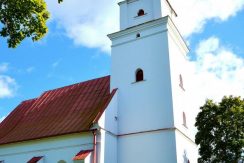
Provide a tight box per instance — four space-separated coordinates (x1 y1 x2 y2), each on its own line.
108 0 198 162
119 0 177 30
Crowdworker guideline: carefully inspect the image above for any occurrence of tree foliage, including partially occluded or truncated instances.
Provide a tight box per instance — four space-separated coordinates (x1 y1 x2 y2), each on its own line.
0 0 50 48
195 96 244 163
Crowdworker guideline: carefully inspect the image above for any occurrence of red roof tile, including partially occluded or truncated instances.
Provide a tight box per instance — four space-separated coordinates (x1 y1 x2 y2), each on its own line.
0 76 116 145
27 156 43 163
73 150 93 160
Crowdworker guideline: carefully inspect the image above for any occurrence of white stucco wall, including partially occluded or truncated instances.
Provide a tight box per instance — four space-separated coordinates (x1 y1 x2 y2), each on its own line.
175 130 198 163
166 18 198 162
167 19 197 142
0 133 94 163
118 131 177 163
109 18 175 135
98 92 118 163
109 15 198 162
109 17 177 163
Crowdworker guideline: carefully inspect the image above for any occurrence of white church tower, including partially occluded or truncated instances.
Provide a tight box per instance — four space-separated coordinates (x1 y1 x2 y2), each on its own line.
108 0 198 162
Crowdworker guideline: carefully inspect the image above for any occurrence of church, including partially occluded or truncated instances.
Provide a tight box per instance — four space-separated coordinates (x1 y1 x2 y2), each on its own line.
0 0 198 162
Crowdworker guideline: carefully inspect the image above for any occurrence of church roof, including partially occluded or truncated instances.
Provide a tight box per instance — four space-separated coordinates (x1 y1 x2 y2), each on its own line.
0 76 116 145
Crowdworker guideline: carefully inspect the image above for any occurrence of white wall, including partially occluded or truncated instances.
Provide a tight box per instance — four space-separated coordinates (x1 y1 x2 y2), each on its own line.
109 16 198 162
167 17 198 162
167 19 196 141
109 17 176 163
0 133 94 163
98 92 118 163
118 131 177 163
175 130 198 163
110 18 174 135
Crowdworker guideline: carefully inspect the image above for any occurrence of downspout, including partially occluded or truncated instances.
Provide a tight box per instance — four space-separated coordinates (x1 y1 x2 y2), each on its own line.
93 130 97 163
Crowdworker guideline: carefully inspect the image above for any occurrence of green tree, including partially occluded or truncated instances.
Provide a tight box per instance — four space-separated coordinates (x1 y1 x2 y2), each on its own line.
195 96 244 163
0 0 62 48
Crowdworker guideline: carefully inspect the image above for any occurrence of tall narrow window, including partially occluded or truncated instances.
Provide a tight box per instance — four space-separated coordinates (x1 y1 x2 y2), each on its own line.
183 112 187 127
137 9 145 16
136 69 144 82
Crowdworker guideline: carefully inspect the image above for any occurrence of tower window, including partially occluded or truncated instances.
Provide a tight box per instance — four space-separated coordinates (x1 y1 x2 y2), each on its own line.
183 112 187 128
135 69 144 82
137 9 145 16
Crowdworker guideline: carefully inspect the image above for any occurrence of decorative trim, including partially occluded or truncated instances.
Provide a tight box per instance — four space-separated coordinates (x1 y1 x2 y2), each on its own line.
108 17 168 40
118 0 139 5
134 13 148 19
108 16 189 55
165 0 178 17
131 79 146 84
167 16 189 54
111 29 167 48
99 126 196 145
0 142 93 157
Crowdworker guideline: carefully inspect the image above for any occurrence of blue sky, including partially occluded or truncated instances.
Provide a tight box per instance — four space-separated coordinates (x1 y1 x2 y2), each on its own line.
0 0 244 121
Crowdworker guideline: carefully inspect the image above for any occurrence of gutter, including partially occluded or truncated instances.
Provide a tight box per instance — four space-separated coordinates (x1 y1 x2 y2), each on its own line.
92 130 97 163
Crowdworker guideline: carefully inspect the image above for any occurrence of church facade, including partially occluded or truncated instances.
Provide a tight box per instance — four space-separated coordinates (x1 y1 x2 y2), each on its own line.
0 0 198 163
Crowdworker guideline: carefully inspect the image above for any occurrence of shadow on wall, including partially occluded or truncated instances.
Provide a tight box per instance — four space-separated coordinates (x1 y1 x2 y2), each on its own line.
183 150 190 163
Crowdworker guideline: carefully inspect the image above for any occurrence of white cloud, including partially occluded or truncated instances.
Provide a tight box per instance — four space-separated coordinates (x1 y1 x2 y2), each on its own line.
172 0 244 37
182 36 244 133
0 75 17 98
45 0 244 52
0 63 17 99
186 36 244 114
46 0 119 52
26 67 35 73
0 63 9 73
52 59 62 68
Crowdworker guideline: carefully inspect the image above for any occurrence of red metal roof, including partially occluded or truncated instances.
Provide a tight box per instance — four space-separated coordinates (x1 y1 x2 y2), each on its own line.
27 156 43 163
73 150 93 160
0 76 116 145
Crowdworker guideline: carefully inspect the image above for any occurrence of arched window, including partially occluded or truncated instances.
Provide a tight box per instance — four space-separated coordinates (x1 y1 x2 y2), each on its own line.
183 112 187 127
137 9 145 16
136 69 144 82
